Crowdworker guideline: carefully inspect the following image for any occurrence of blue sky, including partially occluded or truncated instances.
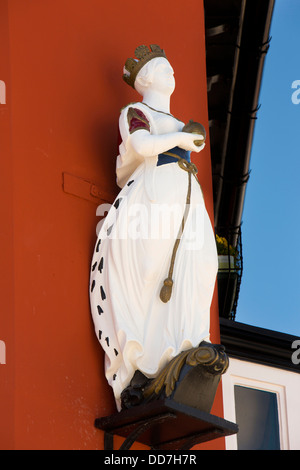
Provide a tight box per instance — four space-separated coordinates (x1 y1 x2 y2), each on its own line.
236 0 300 337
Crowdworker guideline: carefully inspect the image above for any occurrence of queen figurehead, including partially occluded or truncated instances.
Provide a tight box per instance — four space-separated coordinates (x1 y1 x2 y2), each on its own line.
90 45 227 412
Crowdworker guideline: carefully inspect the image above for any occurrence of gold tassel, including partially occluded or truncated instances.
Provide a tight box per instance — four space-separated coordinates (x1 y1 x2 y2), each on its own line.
160 278 173 303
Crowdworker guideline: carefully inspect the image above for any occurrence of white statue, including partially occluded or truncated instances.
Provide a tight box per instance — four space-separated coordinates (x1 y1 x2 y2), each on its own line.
90 45 218 412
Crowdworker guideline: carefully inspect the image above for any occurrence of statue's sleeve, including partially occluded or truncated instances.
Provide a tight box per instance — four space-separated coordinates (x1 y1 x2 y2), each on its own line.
116 105 152 188
127 107 151 134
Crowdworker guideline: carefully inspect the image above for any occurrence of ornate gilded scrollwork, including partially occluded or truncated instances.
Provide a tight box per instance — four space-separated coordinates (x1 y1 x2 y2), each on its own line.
120 342 229 410
143 342 229 401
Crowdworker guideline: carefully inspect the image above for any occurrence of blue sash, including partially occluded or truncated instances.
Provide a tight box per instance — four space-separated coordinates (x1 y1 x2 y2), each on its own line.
157 146 191 166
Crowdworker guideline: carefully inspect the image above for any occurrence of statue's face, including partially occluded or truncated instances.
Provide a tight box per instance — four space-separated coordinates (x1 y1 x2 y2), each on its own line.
136 57 175 96
150 58 175 95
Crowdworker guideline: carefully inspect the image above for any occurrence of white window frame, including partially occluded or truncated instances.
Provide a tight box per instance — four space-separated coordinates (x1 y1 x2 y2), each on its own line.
222 357 300 450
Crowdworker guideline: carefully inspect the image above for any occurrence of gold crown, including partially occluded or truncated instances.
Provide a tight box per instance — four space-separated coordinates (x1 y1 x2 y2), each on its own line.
123 44 167 88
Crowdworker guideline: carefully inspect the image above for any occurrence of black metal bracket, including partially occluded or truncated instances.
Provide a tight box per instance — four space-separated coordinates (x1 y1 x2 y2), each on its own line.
104 412 176 451
95 399 238 450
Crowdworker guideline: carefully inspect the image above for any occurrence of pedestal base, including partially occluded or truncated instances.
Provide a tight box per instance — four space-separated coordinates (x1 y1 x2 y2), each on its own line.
95 399 238 450
121 342 229 413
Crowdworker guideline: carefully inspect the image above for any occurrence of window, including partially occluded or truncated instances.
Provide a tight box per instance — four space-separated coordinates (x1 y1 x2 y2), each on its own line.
234 385 280 450
221 358 300 450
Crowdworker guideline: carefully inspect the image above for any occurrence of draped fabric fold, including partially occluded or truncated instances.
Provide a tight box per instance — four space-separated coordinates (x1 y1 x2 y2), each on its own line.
90 104 218 410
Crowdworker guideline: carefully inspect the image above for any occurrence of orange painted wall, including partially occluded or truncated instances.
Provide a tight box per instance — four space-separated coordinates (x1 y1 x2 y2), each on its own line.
0 0 224 450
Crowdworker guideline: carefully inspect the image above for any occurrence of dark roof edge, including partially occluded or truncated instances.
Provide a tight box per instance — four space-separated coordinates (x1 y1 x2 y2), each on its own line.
220 318 300 373
234 0 276 229
215 0 276 230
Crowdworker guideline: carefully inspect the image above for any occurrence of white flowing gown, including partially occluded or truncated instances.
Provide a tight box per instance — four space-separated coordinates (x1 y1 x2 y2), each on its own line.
90 103 218 410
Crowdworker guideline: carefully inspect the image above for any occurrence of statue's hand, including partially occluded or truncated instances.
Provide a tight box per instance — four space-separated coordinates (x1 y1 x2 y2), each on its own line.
130 129 205 158
179 132 205 153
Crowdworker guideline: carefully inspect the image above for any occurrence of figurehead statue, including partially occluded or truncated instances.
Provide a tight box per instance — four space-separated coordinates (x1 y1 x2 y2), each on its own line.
90 45 228 412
